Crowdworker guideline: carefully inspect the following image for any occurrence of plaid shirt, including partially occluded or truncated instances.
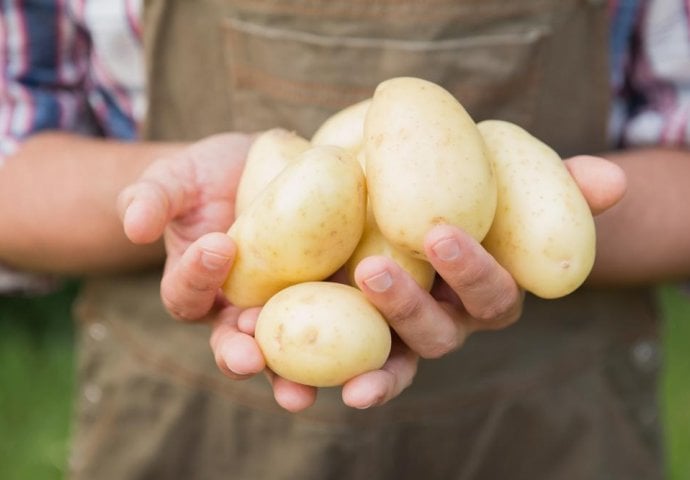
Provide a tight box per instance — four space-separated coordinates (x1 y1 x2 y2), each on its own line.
0 0 144 160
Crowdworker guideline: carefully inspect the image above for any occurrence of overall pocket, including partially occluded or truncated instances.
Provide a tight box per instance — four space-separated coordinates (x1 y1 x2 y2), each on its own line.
220 1 554 135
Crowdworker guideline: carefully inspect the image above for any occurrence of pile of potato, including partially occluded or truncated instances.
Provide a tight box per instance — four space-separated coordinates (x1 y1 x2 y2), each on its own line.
222 77 595 387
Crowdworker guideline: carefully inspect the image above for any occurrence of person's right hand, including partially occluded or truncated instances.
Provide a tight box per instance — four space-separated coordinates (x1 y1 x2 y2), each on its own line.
118 132 321 411
118 133 271 385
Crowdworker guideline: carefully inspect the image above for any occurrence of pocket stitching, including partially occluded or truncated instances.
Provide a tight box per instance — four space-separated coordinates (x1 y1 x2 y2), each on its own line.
223 17 550 125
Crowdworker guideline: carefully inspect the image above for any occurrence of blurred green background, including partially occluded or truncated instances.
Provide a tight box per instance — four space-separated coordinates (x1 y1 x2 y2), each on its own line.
0 282 688 479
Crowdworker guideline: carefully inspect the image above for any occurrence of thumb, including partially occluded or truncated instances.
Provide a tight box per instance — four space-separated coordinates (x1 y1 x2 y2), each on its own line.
564 155 627 216
118 156 197 244
161 232 236 322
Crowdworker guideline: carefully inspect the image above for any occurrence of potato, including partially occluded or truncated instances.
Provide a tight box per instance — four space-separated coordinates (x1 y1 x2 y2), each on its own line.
313 98 436 290
223 145 366 307
255 282 391 387
478 120 596 299
235 128 310 216
311 99 371 153
345 204 436 291
364 77 497 259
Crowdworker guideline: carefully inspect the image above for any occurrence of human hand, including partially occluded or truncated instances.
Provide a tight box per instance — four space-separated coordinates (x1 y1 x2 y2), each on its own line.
118 133 251 315
209 155 626 412
117 133 271 387
339 155 628 408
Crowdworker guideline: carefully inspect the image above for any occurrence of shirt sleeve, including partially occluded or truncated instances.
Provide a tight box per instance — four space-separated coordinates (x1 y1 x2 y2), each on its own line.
0 1 93 160
611 0 690 148
0 2 93 293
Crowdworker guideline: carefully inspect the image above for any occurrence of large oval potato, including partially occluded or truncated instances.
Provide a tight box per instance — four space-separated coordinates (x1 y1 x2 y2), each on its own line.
223 145 367 307
235 128 310 216
255 282 392 387
311 99 371 153
364 77 497 259
478 120 596 299
313 98 436 290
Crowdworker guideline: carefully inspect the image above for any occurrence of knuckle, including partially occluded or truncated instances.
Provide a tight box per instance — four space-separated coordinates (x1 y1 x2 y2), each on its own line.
420 333 461 360
181 270 218 294
181 280 214 300
161 288 196 322
448 258 492 295
473 302 508 324
474 290 524 329
384 296 424 327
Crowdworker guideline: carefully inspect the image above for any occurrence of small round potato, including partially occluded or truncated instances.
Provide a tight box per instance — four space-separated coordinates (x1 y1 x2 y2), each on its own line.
311 99 372 153
235 128 310 216
255 282 392 387
346 205 436 291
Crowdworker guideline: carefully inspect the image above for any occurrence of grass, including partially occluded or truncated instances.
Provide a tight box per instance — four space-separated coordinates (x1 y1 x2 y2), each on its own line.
660 284 690 480
0 281 79 480
0 282 688 479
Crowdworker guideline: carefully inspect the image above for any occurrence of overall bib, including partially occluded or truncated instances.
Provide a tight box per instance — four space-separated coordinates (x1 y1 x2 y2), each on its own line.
69 1 665 479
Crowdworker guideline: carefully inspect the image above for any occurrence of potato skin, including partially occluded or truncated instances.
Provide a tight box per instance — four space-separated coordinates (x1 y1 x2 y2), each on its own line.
235 128 310 217
255 282 392 387
346 204 436 291
478 120 596 299
223 146 367 307
364 77 497 259
311 99 371 153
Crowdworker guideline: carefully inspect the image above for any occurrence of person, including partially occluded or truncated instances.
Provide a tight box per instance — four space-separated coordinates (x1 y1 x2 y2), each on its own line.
1 0 688 479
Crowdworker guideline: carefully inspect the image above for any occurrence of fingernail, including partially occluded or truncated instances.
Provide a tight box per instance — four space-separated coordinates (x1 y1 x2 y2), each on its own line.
432 238 460 261
202 250 231 271
364 271 393 293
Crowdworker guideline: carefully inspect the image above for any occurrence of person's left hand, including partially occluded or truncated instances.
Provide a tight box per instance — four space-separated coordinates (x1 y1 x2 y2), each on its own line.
334 155 628 408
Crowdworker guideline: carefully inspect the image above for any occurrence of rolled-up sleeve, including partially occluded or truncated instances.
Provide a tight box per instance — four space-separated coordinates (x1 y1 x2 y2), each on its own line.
0 0 93 159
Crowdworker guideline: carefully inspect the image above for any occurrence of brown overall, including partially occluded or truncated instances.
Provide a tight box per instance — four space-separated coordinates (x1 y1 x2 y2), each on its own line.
69 1 666 478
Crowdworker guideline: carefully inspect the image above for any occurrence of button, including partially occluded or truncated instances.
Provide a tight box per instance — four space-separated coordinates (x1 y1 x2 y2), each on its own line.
88 322 108 341
83 384 103 404
639 407 658 428
630 340 658 371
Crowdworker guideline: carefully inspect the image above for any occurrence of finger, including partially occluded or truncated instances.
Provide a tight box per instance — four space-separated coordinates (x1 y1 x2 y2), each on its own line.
237 307 262 336
425 225 523 331
117 157 197 244
355 256 467 359
341 338 418 409
210 306 265 379
564 155 627 215
265 371 318 412
161 232 235 322
118 181 171 244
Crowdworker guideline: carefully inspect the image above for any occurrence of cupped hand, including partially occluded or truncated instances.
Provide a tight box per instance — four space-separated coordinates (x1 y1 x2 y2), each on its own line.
229 155 627 412
118 133 252 320
346 155 628 407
